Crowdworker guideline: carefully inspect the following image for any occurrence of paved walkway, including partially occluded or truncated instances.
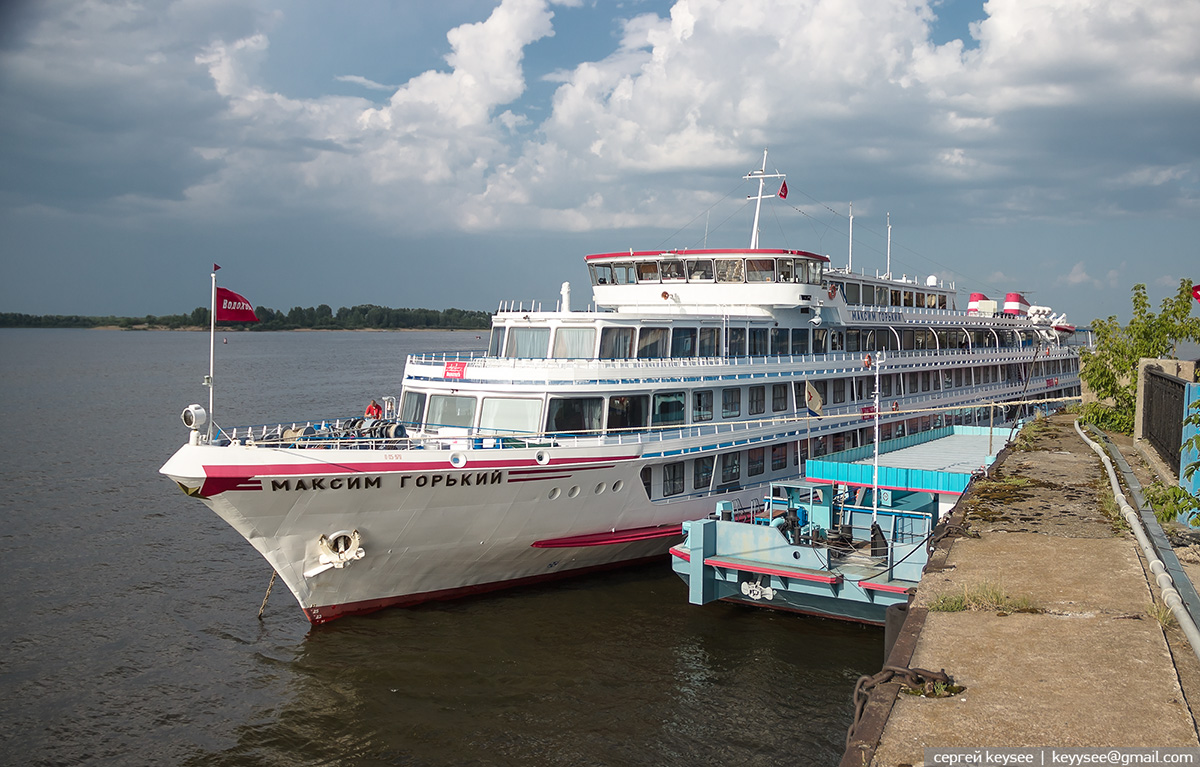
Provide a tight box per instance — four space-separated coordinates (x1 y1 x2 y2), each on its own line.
854 414 1200 765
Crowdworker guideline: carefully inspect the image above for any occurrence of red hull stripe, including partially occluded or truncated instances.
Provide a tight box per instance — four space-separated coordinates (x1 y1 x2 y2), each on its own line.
858 580 912 594
302 554 667 624
704 556 842 584
531 524 683 548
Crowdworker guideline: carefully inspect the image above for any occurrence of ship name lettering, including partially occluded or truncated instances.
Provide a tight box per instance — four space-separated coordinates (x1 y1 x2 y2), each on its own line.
401 471 503 489
849 309 904 323
269 476 382 492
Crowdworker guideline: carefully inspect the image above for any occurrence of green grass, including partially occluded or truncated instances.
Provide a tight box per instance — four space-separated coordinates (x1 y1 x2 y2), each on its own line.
928 581 1040 613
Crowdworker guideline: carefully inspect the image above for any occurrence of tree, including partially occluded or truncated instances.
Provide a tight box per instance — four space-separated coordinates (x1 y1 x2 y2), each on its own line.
1079 279 1200 433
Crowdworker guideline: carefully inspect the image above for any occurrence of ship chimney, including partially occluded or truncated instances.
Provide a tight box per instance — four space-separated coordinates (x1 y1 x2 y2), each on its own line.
967 293 988 314
1003 292 1030 317
560 281 571 312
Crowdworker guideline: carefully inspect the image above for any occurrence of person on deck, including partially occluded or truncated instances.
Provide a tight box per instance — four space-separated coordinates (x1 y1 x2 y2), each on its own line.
365 399 382 419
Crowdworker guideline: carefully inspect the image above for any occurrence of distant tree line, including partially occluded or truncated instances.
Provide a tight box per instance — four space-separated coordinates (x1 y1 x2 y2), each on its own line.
0 304 492 331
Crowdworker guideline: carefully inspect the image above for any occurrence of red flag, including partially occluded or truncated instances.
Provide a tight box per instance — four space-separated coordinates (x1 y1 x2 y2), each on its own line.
778 181 788 200
1193 284 1199 304
215 287 259 322
213 263 221 272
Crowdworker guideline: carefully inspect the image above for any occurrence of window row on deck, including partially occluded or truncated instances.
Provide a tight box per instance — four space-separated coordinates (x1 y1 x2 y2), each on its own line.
590 257 824 286
490 323 1046 360
400 359 1077 437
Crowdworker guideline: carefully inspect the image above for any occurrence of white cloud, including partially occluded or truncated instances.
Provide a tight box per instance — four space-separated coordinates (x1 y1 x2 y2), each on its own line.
335 75 393 91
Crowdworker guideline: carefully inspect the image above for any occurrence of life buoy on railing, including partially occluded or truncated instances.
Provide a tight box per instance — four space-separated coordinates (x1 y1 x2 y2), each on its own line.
864 353 873 369
828 284 837 299
892 400 899 412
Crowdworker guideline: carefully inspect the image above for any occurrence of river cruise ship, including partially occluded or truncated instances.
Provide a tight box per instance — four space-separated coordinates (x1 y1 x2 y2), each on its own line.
161 160 1083 624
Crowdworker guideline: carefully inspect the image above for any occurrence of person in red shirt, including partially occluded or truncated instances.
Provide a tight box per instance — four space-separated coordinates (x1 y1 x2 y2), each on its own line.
365 399 382 419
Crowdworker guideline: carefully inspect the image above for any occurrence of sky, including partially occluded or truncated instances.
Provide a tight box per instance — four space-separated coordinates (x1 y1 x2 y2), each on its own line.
1 0 1197 327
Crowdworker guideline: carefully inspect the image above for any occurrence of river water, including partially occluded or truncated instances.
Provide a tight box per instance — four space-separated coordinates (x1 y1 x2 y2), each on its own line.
0 328 881 766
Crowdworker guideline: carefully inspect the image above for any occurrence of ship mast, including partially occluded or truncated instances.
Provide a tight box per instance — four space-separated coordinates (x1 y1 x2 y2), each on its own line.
744 149 786 249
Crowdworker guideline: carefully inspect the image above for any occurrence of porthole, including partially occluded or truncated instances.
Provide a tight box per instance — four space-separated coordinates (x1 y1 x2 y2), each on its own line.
567 486 580 498
612 480 624 492
594 482 606 495
548 488 561 500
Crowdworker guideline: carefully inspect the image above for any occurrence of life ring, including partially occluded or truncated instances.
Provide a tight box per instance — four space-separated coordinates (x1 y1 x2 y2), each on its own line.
661 290 670 300
449 452 467 468
535 450 551 466
864 353 873 368
828 284 837 299
892 401 899 412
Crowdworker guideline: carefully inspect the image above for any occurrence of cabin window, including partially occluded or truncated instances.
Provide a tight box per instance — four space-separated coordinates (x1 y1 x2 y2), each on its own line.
914 330 928 350
686 259 714 281
479 398 541 436
792 329 809 355
637 327 669 358
671 327 697 357
915 292 925 308
936 330 949 349
877 286 890 306
860 284 874 306
901 330 915 350
552 327 596 358
749 328 769 356
652 392 686 427
921 371 931 392
748 385 766 416
746 259 775 283
641 467 652 498
844 283 861 304
772 444 788 470
903 291 915 307
694 456 714 490
863 329 876 351
812 328 828 354
926 293 938 309
829 331 844 352
891 289 902 306
545 397 603 435
943 370 953 389
662 462 685 496
772 384 788 412
748 448 765 476
507 327 551 358
721 452 741 484
727 328 747 357
400 391 426 427
777 259 795 282
954 369 964 387
722 388 741 418
880 375 893 397
846 329 861 352
488 327 506 356
770 328 789 355
599 327 635 359
938 295 948 309
590 264 613 285
427 395 477 432
660 260 685 281
715 259 744 283
832 379 846 404
607 395 649 431
698 327 721 357
693 390 714 422
636 262 660 282
854 378 866 401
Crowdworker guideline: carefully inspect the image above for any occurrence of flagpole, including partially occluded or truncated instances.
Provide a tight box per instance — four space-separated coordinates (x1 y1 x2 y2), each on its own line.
208 267 217 442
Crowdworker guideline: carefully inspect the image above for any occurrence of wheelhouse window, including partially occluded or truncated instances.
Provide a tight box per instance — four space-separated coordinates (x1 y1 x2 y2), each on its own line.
698 327 721 357
400 391 426 427
506 327 551 358
590 264 614 285
660 260 685 281
552 327 596 358
777 259 795 282
636 262 660 282
637 327 669 358
722 388 741 418
545 397 603 435
671 327 697 357
599 327 634 359
715 259 744 283
693 390 714 422
611 263 635 284
427 394 477 432
746 259 775 283
607 395 649 431
662 462 685 496
652 392 686 427
694 456 714 490
479 397 541 436
686 259 714 281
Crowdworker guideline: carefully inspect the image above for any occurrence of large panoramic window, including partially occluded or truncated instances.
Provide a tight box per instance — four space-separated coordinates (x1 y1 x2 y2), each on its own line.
686 259 714 281
552 327 596 358
746 259 774 283
749 328 769 356
400 391 426 427
652 392 686 427
637 327 669 358
727 328 747 357
599 327 634 359
488 327 506 356
479 398 541 436
427 395 477 432
715 259 744 283
607 395 649 431
507 327 550 358
698 327 721 357
545 397 603 435
671 327 697 358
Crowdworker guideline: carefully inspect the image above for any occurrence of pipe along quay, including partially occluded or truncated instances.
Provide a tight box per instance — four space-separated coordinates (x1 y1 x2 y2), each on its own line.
842 413 1200 764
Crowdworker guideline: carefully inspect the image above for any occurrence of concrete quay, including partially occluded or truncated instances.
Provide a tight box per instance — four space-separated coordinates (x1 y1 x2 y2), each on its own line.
845 414 1200 766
